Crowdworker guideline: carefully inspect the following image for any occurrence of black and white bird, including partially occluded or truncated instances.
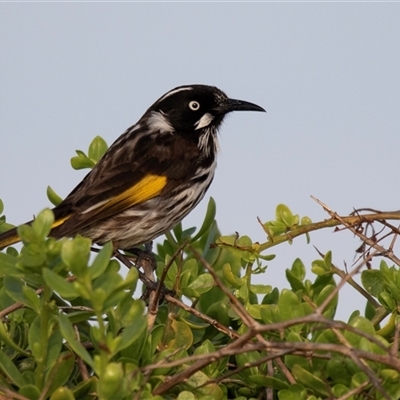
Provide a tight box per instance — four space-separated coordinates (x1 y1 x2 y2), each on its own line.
0 84 265 250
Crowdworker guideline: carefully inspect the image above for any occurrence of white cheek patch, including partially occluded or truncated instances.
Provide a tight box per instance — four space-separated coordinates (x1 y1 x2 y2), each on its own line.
195 113 214 130
148 111 174 133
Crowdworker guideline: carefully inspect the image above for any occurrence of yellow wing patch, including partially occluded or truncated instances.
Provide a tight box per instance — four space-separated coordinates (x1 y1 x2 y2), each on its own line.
23 174 167 238
90 174 167 217
51 215 72 229
0 175 167 248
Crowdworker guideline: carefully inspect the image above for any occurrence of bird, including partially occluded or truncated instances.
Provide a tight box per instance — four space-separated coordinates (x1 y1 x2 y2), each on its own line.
0 84 265 251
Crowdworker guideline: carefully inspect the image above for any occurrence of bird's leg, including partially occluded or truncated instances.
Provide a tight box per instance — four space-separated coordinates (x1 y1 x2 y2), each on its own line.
119 242 173 303
113 248 157 291
122 241 157 271
135 242 156 295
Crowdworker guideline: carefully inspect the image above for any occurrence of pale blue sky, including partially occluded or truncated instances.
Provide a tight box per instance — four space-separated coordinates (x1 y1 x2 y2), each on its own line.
1 3 400 318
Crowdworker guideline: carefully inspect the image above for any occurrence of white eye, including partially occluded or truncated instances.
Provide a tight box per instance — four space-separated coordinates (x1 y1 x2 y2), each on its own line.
189 101 200 111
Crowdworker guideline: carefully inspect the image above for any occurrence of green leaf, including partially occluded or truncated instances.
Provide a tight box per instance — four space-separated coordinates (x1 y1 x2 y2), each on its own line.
98 362 124 399
19 385 41 400
177 392 196 400
276 204 296 227
361 269 385 297
61 236 91 275
327 357 350 385
324 250 332 270
291 258 306 281
180 226 197 241
193 340 221 377
344 316 376 348
206 300 231 327
168 320 193 351
250 375 288 390
236 351 260 375
222 263 243 288
70 377 97 399
46 329 64 369
22 286 41 313
0 252 23 277
278 289 304 322
250 284 272 294
285 269 305 292
116 301 148 352
351 372 368 388
350 315 375 334
47 186 63 206
88 136 108 163
315 284 338 317
236 235 252 247
311 259 331 276
46 352 75 396
179 317 208 331
187 274 214 295
19 241 47 268
378 291 395 310
246 303 264 319
278 384 308 400
332 384 351 398
4 276 27 305
70 153 95 170
0 320 29 356
380 369 400 382
0 349 27 387
32 209 54 238
186 370 224 398
28 316 43 359
300 216 312 225
88 241 113 279
58 313 94 369
50 387 76 400
263 220 287 236
260 307 277 325
43 268 79 300
49 387 75 400
172 222 183 242
292 365 329 397
75 150 86 157
93 267 138 312
17 224 36 244
258 252 276 261
191 197 217 242
182 258 198 278
359 335 388 355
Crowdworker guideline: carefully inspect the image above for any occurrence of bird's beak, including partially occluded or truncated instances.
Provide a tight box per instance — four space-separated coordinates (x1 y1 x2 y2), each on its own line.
221 98 266 113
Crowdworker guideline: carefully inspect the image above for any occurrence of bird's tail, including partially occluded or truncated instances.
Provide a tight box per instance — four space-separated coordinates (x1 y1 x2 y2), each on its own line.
0 206 71 250
0 226 23 249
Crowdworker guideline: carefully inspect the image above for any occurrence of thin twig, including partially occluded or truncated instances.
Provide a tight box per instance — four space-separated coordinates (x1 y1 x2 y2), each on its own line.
165 294 239 339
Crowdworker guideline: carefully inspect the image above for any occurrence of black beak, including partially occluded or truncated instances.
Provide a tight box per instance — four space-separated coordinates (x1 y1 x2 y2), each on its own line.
222 98 266 113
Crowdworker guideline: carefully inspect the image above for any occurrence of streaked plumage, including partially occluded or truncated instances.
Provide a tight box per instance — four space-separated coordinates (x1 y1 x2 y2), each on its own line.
0 85 265 250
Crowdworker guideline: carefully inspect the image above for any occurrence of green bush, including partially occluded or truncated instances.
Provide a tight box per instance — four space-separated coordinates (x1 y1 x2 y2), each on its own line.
0 136 400 400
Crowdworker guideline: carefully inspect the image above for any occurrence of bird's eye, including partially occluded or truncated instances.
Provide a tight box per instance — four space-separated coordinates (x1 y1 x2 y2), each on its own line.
189 101 200 111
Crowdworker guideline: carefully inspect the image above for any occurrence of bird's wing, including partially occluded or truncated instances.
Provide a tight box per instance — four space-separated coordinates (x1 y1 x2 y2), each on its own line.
51 130 202 237
0 162 169 248
51 161 169 236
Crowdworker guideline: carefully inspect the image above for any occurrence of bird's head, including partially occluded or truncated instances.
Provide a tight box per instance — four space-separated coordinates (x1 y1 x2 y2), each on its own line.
144 84 265 135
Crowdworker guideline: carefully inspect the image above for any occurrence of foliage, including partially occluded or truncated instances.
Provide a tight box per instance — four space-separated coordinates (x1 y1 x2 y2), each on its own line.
0 136 400 399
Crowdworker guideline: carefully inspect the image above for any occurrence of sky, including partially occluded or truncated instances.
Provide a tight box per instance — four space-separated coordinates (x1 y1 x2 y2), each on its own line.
1 3 400 319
